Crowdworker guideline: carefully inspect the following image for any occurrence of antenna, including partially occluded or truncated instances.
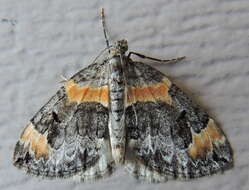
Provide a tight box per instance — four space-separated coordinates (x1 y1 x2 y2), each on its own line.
100 8 110 49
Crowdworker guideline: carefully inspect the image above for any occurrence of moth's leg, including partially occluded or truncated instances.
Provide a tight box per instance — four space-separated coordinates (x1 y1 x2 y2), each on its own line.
128 51 185 63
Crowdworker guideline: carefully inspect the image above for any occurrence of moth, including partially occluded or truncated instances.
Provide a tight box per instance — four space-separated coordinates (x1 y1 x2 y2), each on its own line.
13 9 233 182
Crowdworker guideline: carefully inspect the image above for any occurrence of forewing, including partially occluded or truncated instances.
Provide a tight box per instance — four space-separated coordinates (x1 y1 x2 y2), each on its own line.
13 62 115 180
124 61 233 182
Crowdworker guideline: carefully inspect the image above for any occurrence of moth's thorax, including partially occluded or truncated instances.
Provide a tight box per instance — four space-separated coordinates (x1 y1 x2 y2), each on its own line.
107 54 126 164
108 56 125 120
108 39 128 59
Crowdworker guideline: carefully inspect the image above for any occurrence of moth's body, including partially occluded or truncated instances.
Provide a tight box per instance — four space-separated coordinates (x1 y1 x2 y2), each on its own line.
107 49 127 164
13 10 233 183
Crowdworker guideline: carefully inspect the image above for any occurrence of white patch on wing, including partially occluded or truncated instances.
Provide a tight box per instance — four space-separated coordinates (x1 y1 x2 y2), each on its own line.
125 160 170 183
124 139 168 182
74 139 115 181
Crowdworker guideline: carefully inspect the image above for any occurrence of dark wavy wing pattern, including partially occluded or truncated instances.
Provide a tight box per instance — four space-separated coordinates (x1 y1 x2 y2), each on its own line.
13 63 115 181
124 61 233 182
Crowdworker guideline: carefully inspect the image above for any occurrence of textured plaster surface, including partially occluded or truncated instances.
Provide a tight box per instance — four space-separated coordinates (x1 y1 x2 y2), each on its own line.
0 0 248 190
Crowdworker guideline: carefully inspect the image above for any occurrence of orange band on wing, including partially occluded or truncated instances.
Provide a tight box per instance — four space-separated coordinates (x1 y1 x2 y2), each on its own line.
20 123 49 160
65 80 109 106
127 78 172 105
188 119 225 160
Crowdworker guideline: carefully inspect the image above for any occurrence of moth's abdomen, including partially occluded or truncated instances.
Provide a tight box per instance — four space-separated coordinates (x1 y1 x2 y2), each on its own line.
108 56 126 164
109 75 125 121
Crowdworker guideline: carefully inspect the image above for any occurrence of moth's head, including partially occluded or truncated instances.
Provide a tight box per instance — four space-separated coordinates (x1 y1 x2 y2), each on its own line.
114 39 128 54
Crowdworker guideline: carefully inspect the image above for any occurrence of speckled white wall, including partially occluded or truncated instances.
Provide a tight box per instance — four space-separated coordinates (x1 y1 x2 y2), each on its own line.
0 0 248 190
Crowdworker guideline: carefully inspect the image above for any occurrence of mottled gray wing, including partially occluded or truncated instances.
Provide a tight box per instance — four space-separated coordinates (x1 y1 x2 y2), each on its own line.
124 61 233 182
13 62 115 181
